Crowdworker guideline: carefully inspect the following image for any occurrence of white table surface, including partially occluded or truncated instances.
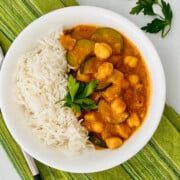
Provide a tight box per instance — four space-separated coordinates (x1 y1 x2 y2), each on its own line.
1 0 180 179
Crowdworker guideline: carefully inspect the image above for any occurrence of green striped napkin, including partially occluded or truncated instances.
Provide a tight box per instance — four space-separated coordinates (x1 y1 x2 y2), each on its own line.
0 0 180 179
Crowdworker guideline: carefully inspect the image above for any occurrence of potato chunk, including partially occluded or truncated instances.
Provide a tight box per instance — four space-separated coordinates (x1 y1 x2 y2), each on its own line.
115 123 131 139
60 34 76 50
91 121 104 133
84 111 97 122
127 113 140 127
107 69 124 85
105 137 123 149
94 42 112 59
102 85 121 101
113 112 129 124
98 99 113 123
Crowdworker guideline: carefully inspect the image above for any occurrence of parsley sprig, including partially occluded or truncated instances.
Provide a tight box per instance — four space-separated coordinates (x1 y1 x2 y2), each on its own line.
130 0 173 38
58 75 98 113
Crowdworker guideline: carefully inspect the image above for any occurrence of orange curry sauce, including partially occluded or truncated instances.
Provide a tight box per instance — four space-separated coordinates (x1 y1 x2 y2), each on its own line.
60 25 151 149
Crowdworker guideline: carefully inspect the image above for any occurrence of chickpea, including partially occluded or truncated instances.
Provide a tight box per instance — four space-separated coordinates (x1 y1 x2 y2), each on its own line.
94 62 113 80
128 74 139 85
124 56 138 68
127 113 140 127
111 98 126 114
94 42 112 60
76 69 91 82
105 137 123 149
91 121 104 133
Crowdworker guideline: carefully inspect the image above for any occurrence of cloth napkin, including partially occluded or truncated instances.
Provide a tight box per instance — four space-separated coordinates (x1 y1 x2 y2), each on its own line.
0 0 180 179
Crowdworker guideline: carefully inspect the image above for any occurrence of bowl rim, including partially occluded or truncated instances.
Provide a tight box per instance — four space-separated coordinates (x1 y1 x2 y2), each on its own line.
0 5 166 173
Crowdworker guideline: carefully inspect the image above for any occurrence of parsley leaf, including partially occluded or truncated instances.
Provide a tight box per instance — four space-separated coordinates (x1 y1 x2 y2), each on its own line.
70 103 81 113
130 0 157 16
67 74 79 101
161 0 173 20
142 18 167 33
78 80 98 98
79 103 98 112
130 0 173 38
59 75 98 113
74 98 95 105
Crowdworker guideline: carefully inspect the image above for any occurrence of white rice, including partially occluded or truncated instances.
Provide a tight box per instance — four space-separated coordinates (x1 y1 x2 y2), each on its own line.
15 27 92 153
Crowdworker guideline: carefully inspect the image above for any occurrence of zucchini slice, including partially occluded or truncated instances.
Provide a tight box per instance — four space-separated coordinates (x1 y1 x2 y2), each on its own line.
95 82 112 92
67 39 95 68
91 27 123 54
80 56 102 74
80 57 94 74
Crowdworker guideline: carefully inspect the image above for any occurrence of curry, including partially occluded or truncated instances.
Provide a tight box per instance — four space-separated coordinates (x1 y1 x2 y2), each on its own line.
60 25 151 149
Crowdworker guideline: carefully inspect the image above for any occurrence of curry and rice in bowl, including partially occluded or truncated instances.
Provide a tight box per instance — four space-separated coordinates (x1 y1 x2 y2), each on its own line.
15 24 150 151
0 6 165 173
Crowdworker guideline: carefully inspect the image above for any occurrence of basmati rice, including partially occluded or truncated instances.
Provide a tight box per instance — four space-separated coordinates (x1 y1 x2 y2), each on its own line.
15 27 92 153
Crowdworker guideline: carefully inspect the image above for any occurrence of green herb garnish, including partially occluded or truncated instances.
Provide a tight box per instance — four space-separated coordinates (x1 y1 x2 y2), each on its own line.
58 75 98 113
130 0 173 38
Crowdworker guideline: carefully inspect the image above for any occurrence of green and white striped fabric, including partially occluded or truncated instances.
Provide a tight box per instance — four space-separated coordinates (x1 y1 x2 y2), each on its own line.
0 0 180 179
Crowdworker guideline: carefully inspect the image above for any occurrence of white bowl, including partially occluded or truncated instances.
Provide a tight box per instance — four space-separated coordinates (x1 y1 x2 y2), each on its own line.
0 6 165 173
